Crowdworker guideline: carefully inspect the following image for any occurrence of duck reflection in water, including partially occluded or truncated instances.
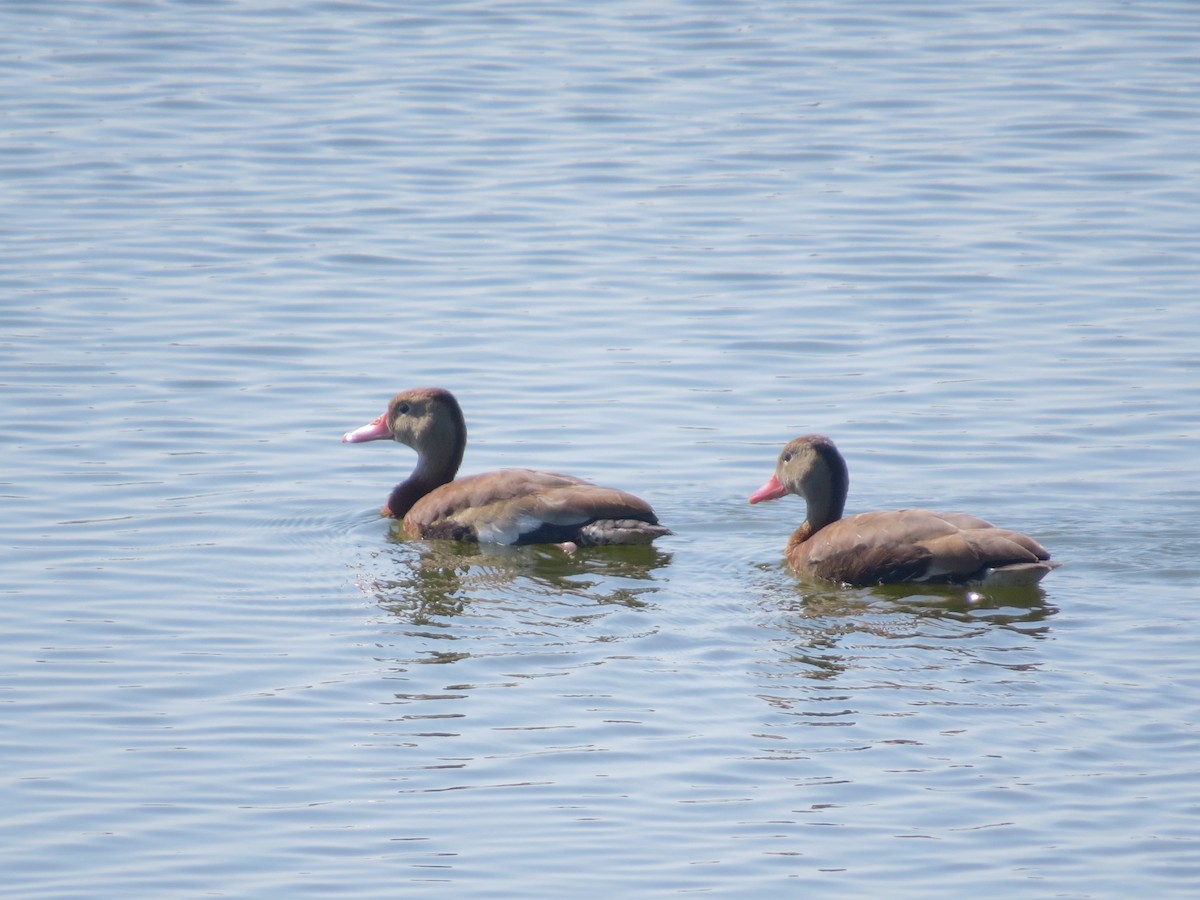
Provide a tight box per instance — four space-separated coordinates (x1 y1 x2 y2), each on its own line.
365 533 673 626
754 574 1058 685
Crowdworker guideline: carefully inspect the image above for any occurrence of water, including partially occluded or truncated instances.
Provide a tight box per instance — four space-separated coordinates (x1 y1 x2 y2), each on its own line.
3 1 1200 896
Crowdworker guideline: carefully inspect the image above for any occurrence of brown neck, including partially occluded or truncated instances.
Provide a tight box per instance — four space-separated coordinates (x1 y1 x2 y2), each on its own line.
786 521 815 555
385 472 445 519
786 474 845 551
801 439 848 534
802 481 844 534
386 406 466 518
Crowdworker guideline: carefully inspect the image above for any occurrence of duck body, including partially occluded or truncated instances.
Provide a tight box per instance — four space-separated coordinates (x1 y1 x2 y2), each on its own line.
400 467 668 546
344 387 670 547
749 435 1058 587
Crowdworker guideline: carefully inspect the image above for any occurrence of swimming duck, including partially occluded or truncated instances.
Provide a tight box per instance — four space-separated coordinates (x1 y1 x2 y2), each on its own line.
344 387 670 548
749 434 1058 586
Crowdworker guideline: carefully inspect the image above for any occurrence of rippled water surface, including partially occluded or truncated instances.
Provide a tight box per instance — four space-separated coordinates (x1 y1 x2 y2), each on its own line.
4 1 1200 896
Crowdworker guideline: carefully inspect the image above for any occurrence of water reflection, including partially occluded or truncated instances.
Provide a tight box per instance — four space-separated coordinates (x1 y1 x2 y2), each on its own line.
792 580 1058 633
364 531 673 627
747 575 1061 767
754 568 1058 687
353 536 676 762
761 568 1058 629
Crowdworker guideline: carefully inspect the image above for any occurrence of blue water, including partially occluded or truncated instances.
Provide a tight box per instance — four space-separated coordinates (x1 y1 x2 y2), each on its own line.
3 1 1200 896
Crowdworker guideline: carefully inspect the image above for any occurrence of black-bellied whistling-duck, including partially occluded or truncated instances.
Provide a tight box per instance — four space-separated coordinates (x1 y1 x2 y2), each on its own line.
343 387 671 548
749 435 1059 587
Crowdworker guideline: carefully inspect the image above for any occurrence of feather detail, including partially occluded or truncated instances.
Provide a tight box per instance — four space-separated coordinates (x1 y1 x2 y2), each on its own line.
408 470 667 546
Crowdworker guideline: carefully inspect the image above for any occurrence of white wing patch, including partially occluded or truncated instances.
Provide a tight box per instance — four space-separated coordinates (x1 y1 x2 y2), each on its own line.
474 512 563 545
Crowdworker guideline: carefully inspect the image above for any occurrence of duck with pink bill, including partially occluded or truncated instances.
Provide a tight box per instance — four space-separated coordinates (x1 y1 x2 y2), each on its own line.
344 387 671 549
749 434 1059 587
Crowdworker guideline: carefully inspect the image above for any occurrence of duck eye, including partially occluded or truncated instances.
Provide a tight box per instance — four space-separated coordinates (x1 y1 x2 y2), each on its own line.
782 452 792 463
395 402 411 415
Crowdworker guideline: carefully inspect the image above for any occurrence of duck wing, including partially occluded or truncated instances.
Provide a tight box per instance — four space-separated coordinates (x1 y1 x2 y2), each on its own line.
406 469 668 546
796 509 1054 586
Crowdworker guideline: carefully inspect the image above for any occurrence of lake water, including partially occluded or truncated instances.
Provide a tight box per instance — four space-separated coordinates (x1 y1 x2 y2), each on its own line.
4 0 1200 896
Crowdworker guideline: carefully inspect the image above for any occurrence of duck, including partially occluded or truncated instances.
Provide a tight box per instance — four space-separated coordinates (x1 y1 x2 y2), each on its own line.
749 435 1059 587
343 387 671 548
